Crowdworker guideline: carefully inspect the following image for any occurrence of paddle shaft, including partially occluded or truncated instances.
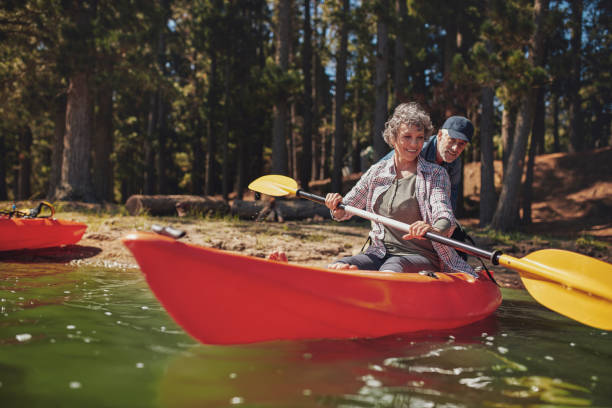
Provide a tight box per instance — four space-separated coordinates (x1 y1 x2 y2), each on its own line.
296 189 501 264
249 175 612 329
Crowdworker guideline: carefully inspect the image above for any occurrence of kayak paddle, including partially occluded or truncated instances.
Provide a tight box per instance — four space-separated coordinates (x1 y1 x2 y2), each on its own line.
248 174 612 331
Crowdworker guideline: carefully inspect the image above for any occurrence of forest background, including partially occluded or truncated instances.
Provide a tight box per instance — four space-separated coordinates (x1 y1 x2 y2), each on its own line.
0 0 610 232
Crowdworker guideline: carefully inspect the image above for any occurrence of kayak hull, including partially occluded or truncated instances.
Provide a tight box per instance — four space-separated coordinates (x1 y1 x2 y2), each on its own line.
0 218 87 251
122 232 502 345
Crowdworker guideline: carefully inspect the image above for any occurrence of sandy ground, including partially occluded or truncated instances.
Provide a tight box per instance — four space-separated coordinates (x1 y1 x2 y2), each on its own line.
0 212 590 290
463 147 612 242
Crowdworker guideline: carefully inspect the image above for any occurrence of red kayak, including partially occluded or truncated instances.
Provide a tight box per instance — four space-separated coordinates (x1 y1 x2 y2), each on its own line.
0 217 87 251
122 232 502 345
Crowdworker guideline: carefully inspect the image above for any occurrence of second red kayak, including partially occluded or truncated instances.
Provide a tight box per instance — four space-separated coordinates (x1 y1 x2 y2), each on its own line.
122 232 502 345
0 217 87 251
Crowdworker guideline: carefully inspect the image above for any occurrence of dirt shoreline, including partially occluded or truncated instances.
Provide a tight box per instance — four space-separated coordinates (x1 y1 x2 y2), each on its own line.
1 213 534 289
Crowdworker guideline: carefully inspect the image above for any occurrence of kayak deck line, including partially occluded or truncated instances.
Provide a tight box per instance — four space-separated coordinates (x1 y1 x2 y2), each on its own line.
122 232 502 345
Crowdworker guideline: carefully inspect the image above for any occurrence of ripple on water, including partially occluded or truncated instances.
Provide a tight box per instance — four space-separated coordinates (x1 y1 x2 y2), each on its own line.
15 333 32 342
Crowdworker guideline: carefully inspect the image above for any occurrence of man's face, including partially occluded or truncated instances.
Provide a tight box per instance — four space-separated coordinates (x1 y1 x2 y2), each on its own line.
436 129 468 163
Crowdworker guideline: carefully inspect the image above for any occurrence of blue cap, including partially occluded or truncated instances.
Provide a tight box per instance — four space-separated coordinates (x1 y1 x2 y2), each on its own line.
441 116 474 143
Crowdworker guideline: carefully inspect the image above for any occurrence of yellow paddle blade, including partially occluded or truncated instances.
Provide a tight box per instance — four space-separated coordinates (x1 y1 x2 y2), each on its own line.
498 249 612 330
521 276 612 330
248 175 299 197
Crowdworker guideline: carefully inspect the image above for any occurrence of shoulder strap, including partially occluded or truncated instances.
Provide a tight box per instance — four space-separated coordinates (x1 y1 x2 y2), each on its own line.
360 235 372 253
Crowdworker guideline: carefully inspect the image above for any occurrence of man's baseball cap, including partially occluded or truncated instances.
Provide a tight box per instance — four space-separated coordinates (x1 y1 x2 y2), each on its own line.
441 116 474 143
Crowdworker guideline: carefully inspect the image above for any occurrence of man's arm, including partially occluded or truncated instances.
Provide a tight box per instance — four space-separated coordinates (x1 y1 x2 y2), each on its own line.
449 183 459 213
448 158 462 213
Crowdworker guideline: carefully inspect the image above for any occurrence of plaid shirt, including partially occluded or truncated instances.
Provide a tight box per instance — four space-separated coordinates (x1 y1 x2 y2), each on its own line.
336 156 475 276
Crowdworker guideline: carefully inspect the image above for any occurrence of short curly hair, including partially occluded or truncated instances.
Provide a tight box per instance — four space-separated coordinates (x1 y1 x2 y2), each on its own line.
382 102 433 147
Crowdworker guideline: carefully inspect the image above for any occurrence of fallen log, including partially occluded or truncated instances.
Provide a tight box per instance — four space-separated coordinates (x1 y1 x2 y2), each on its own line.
124 195 229 216
231 198 331 221
308 172 363 195
175 196 229 217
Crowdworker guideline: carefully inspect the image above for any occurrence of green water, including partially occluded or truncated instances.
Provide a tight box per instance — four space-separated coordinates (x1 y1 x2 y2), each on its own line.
0 262 610 407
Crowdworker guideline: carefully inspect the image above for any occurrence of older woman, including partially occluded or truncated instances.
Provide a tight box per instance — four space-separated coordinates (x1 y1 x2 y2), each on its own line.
324 102 474 275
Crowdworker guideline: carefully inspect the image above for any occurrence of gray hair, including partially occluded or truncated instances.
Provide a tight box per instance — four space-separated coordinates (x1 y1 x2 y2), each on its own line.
382 102 433 147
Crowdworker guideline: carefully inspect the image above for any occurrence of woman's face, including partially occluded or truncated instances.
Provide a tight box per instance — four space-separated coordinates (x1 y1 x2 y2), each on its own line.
393 123 425 163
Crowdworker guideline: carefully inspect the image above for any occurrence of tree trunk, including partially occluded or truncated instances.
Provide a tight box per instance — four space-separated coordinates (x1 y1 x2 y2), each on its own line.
373 2 389 160
92 68 114 202
156 0 171 195
479 86 496 226
501 103 516 178
192 117 204 195
144 91 158 195
351 90 361 173
491 95 535 230
551 87 560 152
320 123 328 179
47 93 66 199
300 0 313 189
18 126 32 200
246 7 267 193
522 133 536 225
522 72 547 225
54 72 95 202
290 103 297 179
393 0 407 106
533 87 546 154
311 1 322 181
190 54 204 196
125 194 229 216
156 97 169 195
470 110 479 163
491 0 548 231
221 58 231 200
205 51 218 195
235 141 246 200
568 0 583 153
591 96 606 148
53 0 96 202
0 133 6 200
271 0 290 175
443 18 457 85
332 0 349 193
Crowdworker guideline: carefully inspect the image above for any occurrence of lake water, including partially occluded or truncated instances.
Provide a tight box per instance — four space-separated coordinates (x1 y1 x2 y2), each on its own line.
1 262 610 407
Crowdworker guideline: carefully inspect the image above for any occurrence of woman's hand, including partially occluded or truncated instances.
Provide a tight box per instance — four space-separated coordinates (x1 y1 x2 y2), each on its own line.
325 193 346 219
402 220 435 240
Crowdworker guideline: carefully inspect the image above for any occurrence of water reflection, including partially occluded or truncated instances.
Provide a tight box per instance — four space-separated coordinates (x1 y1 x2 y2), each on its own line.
0 262 610 407
0 262 195 407
0 244 102 263
157 290 612 408
157 308 603 408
